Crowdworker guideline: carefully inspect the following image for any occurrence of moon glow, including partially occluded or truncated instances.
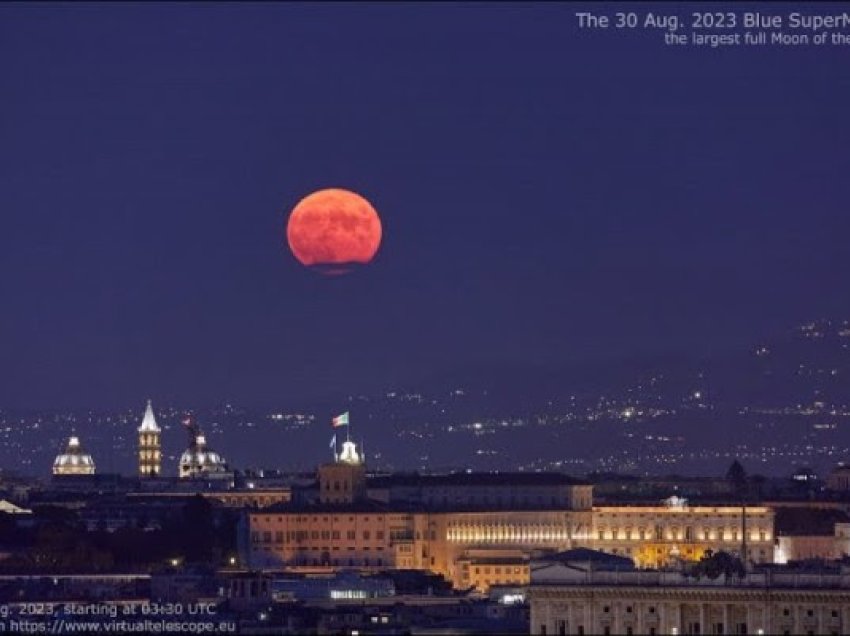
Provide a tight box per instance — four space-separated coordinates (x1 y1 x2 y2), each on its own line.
286 188 382 274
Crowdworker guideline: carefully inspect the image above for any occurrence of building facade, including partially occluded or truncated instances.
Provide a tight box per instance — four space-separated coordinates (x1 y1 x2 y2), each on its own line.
529 564 850 636
244 455 777 591
592 498 775 567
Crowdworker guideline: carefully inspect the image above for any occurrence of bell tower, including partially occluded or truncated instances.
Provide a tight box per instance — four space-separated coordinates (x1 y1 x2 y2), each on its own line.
319 440 367 504
137 399 162 477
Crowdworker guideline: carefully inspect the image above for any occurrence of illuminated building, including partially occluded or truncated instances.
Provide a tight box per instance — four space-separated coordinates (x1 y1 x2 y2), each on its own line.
178 419 230 481
774 522 850 563
530 558 850 636
591 497 775 567
318 439 367 504
137 399 162 477
245 443 594 589
455 549 531 590
52 435 96 476
244 448 776 591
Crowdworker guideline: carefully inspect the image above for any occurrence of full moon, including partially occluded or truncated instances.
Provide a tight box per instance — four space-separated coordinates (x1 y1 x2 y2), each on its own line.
286 188 382 273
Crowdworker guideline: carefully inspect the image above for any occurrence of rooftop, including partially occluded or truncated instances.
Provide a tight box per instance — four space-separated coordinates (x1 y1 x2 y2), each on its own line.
531 566 850 590
369 472 588 489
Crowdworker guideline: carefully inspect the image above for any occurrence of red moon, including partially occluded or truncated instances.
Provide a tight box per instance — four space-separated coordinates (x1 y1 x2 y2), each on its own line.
286 188 382 273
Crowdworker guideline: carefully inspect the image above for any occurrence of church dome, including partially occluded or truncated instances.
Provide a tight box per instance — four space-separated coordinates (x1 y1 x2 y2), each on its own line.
53 436 96 476
179 432 228 479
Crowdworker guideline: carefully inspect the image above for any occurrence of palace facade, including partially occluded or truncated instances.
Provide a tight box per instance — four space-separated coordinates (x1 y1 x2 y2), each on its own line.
242 444 776 591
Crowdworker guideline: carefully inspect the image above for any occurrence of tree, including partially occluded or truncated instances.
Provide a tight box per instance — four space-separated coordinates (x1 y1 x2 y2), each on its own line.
691 550 745 579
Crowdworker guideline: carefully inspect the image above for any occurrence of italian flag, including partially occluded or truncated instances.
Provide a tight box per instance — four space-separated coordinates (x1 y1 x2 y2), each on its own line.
332 412 350 428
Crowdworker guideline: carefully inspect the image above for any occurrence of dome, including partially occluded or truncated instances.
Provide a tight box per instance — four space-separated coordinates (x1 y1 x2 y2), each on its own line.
179 432 228 479
53 436 96 476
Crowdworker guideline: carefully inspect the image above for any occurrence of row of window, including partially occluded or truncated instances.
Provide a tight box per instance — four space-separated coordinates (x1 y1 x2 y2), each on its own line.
426 495 568 505
470 566 524 575
595 527 769 542
542 606 841 622
287 556 386 566
251 530 387 543
257 515 391 524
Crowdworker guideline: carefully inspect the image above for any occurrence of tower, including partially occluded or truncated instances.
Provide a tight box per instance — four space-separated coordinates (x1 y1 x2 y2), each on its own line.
319 439 367 504
137 399 162 477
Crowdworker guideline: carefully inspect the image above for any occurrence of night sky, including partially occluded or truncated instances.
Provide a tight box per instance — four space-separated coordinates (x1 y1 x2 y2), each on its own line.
1 3 848 410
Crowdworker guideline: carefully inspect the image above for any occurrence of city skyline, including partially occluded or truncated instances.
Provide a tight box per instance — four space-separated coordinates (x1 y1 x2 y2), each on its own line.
3 5 850 635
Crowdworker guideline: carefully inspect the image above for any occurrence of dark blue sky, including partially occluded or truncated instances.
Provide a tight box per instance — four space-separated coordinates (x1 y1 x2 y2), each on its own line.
1 3 848 409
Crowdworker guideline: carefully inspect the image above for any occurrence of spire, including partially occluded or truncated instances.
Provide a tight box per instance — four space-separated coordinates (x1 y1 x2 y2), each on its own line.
138 399 161 433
